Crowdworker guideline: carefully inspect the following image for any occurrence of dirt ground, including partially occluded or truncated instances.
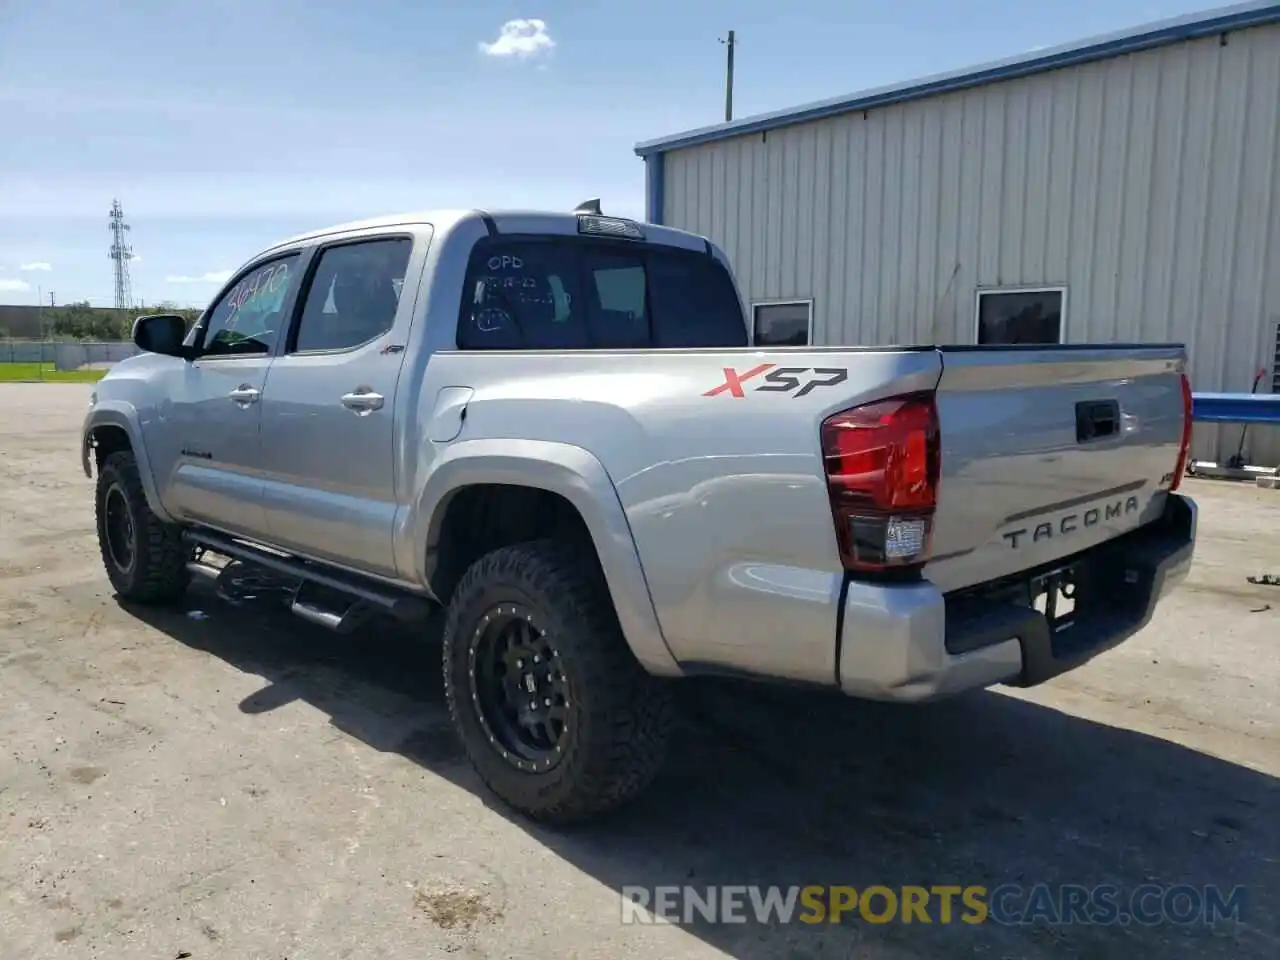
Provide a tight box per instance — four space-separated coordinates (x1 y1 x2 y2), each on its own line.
1 383 1276 960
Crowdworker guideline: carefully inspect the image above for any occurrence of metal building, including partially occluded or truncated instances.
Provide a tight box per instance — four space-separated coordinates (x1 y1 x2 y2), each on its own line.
635 1 1280 466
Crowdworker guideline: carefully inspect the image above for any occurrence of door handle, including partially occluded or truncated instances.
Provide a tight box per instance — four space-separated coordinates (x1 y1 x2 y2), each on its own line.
229 385 261 404
341 389 384 414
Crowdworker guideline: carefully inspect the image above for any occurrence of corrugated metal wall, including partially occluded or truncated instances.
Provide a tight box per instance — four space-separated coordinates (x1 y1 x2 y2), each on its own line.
662 23 1280 465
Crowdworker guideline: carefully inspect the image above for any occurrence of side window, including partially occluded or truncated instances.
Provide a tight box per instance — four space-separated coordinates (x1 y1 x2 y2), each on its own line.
292 237 413 353
200 255 298 357
457 240 588 349
648 251 748 348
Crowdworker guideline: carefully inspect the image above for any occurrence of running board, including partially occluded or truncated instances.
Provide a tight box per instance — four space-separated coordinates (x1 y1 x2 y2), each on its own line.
183 529 435 624
289 584 373 635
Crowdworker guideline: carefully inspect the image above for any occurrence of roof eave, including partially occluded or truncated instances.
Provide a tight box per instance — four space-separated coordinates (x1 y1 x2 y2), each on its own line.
634 0 1280 157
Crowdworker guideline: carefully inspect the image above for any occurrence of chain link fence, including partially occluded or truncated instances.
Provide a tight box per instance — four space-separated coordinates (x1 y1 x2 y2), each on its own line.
0 339 141 379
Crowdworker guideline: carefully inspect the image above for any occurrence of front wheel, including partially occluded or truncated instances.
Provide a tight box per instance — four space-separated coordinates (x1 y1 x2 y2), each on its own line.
442 539 674 823
95 449 190 604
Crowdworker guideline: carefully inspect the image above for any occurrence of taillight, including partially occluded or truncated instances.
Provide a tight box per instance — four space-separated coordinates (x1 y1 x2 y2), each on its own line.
1170 372 1193 491
820 392 941 573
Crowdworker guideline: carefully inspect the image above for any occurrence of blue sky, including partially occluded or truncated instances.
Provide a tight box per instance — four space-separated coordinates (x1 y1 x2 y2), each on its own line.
0 0 1221 309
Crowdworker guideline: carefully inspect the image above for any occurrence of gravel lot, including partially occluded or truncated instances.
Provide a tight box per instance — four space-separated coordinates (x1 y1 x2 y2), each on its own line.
1 382 1276 959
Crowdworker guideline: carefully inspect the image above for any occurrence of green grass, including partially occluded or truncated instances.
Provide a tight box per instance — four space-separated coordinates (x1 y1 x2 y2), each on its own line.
0 362 108 383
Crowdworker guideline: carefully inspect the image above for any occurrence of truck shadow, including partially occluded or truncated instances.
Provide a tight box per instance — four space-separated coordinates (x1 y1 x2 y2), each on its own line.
121 577 1278 960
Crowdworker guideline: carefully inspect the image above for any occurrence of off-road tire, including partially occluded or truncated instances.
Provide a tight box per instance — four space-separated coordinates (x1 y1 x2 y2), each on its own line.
95 449 190 604
443 539 674 823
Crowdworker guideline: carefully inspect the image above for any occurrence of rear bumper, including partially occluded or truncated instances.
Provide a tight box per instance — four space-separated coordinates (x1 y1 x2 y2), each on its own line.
838 492 1197 701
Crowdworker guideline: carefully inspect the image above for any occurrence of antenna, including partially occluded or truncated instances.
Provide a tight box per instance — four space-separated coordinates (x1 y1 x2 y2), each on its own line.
573 198 603 215
108 198 134 311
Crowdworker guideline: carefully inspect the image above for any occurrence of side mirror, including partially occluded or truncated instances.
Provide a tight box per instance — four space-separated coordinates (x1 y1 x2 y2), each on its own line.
132 314 191 359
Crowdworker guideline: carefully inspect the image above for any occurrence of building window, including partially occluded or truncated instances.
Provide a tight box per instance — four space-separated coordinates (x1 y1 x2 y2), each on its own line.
975 288 1066 345
753 301 812 346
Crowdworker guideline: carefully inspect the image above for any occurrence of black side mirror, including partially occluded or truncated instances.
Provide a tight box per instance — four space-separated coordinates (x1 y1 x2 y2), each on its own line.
132 314 191 359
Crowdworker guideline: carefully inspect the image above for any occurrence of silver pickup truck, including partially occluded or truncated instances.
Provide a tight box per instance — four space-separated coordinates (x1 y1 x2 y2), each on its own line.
82 204 1197 822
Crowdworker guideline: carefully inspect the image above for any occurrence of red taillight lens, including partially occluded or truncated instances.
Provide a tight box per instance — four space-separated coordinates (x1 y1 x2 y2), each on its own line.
820 392 941 572
1170 372 1193 491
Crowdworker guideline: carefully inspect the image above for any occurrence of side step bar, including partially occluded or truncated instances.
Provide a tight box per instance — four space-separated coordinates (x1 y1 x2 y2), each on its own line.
183 529 435 625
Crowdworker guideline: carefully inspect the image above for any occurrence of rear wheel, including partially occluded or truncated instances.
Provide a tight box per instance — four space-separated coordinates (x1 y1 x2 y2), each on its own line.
443 539 673 823
95 449 190 604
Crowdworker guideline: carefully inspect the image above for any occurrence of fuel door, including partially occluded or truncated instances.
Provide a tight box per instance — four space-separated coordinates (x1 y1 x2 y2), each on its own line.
428 386 473 443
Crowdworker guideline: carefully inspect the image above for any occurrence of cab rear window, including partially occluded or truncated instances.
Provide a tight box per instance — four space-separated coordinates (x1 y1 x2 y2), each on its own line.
456 236 747 350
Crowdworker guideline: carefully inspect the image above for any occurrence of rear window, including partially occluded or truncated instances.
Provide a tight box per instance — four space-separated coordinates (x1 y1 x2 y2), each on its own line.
456 236 747 350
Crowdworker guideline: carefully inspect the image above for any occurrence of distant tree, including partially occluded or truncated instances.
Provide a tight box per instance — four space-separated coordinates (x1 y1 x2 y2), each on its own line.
45 300 203 341
48 301 130 340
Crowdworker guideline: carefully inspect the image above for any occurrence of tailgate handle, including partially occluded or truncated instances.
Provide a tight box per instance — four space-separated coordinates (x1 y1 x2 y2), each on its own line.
1076 399 1120 442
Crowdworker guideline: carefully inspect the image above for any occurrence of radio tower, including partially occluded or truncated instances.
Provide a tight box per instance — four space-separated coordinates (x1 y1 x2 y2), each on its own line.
108 199 134 310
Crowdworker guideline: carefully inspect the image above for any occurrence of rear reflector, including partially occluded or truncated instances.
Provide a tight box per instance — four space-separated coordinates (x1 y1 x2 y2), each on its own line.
1171 372 1192 491
820 392 941 572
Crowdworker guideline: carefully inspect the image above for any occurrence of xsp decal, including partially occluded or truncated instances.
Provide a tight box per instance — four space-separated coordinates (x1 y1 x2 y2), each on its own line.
703 363 776 398
704 365 850 399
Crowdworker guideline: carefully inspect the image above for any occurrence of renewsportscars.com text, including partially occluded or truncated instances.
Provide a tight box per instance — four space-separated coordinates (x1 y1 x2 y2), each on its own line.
620 884 1246 927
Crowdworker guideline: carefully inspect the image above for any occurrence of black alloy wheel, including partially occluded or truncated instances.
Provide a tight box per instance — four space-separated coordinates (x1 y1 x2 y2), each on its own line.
102 483 137 576
468 603 571 773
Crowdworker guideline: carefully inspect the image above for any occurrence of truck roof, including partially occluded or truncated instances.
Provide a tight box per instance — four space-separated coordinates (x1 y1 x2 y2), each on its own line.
270 208 708 253
276 209 477 246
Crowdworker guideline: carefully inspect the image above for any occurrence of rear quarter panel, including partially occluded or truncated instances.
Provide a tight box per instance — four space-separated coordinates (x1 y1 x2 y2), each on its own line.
421 347 941 684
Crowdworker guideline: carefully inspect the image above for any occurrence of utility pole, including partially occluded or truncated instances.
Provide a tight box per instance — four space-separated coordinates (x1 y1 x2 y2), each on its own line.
719 30 736 122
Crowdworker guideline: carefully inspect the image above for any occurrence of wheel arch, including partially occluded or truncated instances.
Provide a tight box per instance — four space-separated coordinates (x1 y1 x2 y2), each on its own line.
410 440 681 678
83 403 176 523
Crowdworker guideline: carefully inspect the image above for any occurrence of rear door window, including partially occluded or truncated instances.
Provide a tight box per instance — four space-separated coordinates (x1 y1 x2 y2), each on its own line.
456 236 746 350
290 237 412 353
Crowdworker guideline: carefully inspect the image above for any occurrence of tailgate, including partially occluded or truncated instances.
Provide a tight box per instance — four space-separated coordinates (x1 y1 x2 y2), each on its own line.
926 345 1188 594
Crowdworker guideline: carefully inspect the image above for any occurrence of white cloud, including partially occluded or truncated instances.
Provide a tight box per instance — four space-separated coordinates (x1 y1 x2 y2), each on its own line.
479 19 554 59
0 278 31 292
166 269 233 284
20 261 52 271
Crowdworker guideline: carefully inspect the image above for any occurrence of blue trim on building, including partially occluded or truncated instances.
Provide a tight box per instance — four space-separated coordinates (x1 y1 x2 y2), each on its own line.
1193 392 1280 424
634 1 1280 158
645 153 665 224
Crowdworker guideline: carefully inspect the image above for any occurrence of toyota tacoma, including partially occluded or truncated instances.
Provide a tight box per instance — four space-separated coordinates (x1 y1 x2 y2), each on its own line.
81 203 1197 822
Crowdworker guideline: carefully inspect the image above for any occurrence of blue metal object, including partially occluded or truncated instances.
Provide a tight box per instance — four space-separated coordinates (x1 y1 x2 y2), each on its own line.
1191 392 1280 424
